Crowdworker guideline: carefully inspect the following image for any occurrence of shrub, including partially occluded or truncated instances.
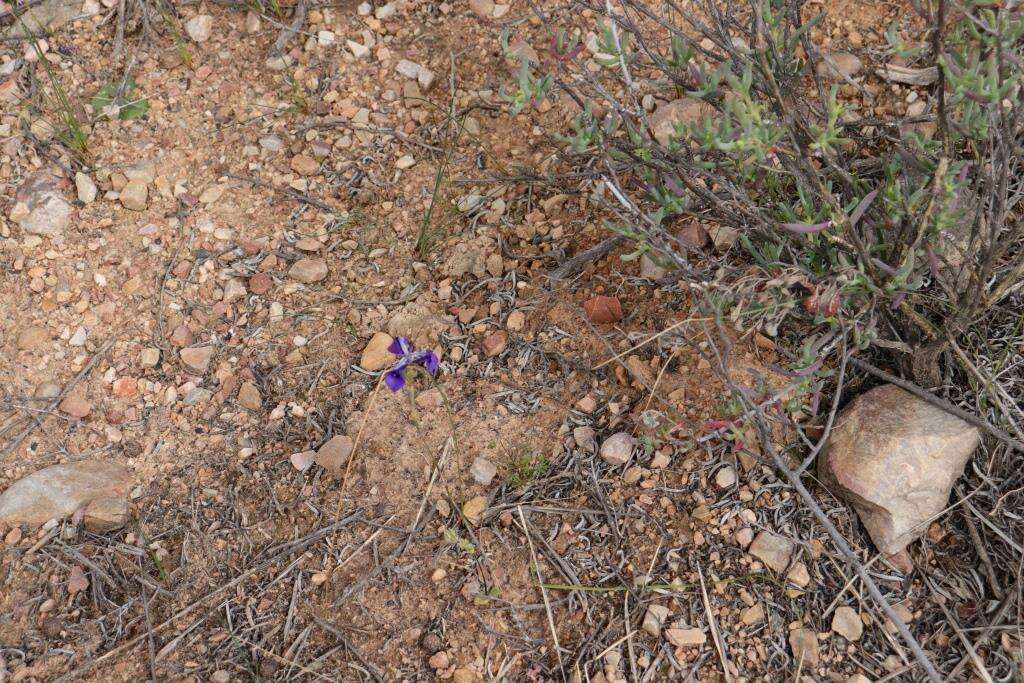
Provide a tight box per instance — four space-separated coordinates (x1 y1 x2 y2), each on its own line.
512 0 1023 396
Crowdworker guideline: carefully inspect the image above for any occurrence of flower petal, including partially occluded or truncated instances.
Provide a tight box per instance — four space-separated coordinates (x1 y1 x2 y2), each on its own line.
384 369 406 392
422 351 439 374
387 337 406 356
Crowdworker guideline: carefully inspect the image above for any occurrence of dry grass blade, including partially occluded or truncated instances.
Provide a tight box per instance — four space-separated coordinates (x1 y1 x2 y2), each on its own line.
697 565 733 683
518 505 564 672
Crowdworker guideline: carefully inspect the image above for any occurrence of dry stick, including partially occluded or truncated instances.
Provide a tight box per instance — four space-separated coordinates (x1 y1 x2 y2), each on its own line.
926 579 995 683
398 437 452 556
945 576 1020 680
594 316 712 370
0 0 48 22
57 512 365 682
850 357 1024 454
234 636 338 682
547 235 624 281
957 485 1003 598
337 376 385 495
624 593 638 683
642 349 678 413
227 173 341 214
821 553 883 619
517 505 564 672
313 620 386 683
112 0 126 60
1 338 115 457
272 0 307 53
697 565 733 683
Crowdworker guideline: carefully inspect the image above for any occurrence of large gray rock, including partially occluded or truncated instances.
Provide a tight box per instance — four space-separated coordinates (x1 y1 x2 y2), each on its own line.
13 170 72 236
819 384 979 555
5 0 88 38
0 460 132 531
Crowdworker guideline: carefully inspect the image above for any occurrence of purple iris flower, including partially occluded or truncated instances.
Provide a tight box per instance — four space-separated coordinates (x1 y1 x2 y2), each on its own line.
384 337 439 392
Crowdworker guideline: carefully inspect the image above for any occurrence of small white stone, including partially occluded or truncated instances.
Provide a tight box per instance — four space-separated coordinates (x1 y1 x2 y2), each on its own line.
715 465 737 489
642 605 671 636
75 172 97 204
347 40 370 59
470 457 497 485
68 326 88 347
184 14 213 43
244 11 261 33
600 432 635 466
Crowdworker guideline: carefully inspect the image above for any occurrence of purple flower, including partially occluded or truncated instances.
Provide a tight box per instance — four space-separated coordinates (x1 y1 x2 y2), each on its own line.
384 337 439 392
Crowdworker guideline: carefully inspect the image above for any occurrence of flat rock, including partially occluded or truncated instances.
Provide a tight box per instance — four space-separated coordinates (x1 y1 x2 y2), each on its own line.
347 39 369 58
222 278 247 303
0 460 131 531
573 426 596 451
715 465 736 489
831 606 863 641
482 330 508 357
316 435 353 473
180 345 214 373
112 377 137 398
290 154 318 176
740 603 764 625
185 14 213 42
6 0 85 38
665 628 706 648
649 98 710 146
583 295 623 324
140 348 161 367
289 258 328 283
184 387 212 405
817 51 863 80
395 59 434 90
599 432 635 466
462 496 487 524
470 457 497 485
169 324 193 347
75 172 97 204
469 0 494 17
640 254 667 280
59 393 91 418
17 325 48 350
789 628 819 666
506 310 525 331
237 381 261 410
34 382 62 400
748 530 794 573
249 272 273 294
14 170 71 236
360 332 395 371
642 605 670 636
819 384 979 555
120 180 148 211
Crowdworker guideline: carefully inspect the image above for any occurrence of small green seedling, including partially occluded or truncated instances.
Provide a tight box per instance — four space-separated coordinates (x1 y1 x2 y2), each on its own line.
91 79 150 120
